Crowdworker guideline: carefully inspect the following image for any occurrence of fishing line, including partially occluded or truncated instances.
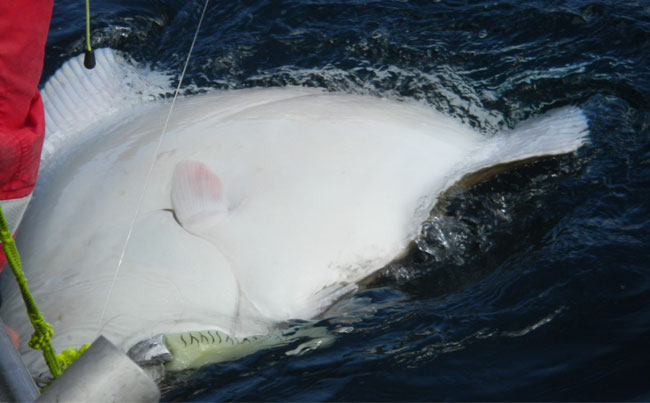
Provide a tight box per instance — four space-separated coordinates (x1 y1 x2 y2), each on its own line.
95 0 211 338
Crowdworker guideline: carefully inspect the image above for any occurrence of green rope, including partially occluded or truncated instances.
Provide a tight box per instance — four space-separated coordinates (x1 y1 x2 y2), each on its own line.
57 344 91 371
0 206 62 378
85 0 92 52
83 0 96 69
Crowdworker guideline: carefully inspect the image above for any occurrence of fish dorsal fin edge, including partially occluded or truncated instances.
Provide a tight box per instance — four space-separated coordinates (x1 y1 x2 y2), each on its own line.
40 48 173 165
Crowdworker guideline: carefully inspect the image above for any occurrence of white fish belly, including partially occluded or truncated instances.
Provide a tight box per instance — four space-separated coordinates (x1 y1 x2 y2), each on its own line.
0 86 586 376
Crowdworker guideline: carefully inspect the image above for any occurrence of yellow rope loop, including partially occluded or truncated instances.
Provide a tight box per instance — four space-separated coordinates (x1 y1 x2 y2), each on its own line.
56 344 91 371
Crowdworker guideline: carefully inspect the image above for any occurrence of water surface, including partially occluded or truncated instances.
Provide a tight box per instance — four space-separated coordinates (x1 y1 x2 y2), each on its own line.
43 0 650 400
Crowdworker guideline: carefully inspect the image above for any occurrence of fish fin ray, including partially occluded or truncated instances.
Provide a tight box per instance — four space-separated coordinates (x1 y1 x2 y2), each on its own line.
41 48 172 165
171 161 228 234
478 106 589 170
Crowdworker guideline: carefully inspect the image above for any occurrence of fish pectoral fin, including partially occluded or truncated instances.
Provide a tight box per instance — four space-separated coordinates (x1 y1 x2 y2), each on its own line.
171 160 228 235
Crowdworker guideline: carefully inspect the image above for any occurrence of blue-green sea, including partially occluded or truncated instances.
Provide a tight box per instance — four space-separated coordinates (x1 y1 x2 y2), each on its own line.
42 1 650 400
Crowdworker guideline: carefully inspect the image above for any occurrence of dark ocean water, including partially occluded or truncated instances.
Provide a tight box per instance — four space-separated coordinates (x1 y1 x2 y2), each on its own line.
42 0 650 401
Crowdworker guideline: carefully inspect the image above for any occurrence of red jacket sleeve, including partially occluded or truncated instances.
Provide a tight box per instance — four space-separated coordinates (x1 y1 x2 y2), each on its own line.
0 0 54 200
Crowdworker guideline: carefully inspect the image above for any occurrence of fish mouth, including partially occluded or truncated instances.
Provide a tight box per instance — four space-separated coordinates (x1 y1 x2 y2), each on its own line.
127 325 335 380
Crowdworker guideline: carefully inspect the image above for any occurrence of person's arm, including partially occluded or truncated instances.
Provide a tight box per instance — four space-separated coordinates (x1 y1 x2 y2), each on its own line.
0 0 54 270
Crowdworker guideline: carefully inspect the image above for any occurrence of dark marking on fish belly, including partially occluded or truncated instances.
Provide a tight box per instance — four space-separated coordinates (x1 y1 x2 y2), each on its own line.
190 333 199 345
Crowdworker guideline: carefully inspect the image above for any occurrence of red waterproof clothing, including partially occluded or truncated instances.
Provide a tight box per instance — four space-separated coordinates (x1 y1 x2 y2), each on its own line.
0 0 53 199
0 0 54 270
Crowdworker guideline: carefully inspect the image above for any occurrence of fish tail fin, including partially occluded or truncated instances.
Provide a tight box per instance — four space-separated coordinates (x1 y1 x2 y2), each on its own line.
445 106 589 191
491 106 589 163
458 107 589 182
